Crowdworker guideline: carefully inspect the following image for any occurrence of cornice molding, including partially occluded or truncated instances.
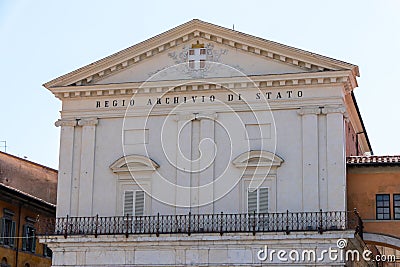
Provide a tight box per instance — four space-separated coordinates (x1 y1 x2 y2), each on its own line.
50 71 353 100
43 20 358 89
59 97 345 119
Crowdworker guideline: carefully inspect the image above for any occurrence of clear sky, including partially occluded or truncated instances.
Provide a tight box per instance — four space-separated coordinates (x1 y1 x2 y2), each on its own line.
0 1 399 169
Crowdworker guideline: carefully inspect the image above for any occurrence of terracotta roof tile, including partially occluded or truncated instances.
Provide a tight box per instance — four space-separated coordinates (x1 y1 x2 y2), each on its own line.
346 155 400 165
0 183 56 208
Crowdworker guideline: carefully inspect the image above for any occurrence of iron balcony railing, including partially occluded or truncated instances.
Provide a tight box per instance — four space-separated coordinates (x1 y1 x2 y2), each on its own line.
36 210 363 239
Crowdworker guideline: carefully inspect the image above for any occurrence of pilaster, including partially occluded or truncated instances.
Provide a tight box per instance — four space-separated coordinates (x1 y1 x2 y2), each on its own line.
55 119 77 217
297 107 320 211
175 114 193 213
322 106 346 211
77 118 98 216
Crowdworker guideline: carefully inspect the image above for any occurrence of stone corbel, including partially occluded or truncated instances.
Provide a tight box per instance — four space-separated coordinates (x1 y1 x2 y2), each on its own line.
55 119 77 127
77 118 98 127
297 106 321 116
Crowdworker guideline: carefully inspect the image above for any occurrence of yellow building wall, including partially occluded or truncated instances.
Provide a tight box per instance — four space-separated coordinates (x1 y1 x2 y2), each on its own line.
0 199 52 267
347 167 400 238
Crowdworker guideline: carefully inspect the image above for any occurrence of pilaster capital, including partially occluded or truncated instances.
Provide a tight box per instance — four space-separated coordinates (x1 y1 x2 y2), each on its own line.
196 112 218 121
297 106 321 116
174 113 196 122
321 105 346 115
55 119 77 127
77 118 98 126
174 112 218 122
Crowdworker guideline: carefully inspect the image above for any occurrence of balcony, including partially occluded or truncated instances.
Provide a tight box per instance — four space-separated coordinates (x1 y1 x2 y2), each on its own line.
37 210 363 239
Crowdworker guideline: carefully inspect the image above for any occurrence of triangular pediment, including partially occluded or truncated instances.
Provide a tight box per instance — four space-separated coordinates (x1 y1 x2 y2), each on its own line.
44 19 359 89
93 40 310 84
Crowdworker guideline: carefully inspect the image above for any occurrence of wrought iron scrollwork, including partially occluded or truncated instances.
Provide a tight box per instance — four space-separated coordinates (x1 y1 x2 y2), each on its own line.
36 210 363 239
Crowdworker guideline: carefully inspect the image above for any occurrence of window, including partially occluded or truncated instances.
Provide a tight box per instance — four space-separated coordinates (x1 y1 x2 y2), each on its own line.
123 190 145 216
394 194 400 220
22 224 36 253
0 209 16 247
248 188 268 213
376 194 390 220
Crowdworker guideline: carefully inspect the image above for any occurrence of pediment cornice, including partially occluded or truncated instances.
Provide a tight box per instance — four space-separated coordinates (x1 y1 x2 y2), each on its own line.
50 70 355 100
44 20 359 91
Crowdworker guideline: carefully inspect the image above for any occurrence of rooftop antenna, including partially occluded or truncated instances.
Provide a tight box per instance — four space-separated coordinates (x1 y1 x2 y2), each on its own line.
0 141 7 153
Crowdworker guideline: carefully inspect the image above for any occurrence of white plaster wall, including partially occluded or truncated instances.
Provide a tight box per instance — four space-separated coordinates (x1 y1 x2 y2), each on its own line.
56 78 347 217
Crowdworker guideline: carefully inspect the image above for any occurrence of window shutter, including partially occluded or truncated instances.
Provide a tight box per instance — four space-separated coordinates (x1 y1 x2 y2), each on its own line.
135 191 145 216
0 218 4 244
11 221 16 248
259 188 269 213
248 189 257 213
123 191 134 216
22 225 27 250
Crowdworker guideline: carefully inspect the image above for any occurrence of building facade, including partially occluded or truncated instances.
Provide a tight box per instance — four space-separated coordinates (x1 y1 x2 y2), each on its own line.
0 152 57 267
41 20 374 266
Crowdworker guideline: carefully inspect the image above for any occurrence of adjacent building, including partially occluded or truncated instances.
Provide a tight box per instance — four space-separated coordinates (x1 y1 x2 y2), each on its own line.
40 19 387 266
347 155 400 264
0 152 57 267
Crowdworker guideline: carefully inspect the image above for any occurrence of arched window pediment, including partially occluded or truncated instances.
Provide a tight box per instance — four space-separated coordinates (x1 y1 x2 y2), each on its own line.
110 155 159 173
232 150 284 168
